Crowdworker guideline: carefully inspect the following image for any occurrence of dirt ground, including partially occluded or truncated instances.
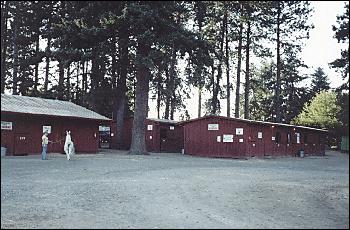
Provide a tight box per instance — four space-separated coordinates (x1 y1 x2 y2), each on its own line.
1 150 349 229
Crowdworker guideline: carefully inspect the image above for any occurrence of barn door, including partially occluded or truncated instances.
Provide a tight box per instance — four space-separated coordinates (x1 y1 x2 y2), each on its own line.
160 128 167 152
14 133 29 156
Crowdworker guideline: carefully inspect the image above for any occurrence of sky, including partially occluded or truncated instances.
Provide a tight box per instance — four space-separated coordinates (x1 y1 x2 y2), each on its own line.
148 1 349 120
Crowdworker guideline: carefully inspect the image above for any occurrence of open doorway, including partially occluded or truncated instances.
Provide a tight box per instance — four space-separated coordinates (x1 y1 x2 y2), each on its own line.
99 126 110 149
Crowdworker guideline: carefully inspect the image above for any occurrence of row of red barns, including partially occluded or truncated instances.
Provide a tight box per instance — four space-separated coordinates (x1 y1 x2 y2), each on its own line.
110 115 326 158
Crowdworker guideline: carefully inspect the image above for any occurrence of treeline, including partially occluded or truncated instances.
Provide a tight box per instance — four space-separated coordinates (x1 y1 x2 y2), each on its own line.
1 1 348 153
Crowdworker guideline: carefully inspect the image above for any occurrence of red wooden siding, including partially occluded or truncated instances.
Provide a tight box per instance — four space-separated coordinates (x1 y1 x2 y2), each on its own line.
1 112 105 155
183 116 326 158
110 118 184 152
184 117 249 159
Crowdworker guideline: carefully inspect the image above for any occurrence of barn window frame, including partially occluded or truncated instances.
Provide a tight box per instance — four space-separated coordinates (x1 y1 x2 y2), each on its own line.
287 133 291 143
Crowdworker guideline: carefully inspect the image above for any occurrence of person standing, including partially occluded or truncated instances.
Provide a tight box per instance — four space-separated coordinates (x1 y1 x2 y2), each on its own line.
41 131 49 160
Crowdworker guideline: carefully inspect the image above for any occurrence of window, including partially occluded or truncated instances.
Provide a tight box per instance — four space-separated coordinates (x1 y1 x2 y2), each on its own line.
275 132 281 143
296 133 300 143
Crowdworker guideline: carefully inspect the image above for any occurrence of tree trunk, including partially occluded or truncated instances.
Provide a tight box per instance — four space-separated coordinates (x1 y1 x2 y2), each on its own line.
90 47 101 111
244 21 251 119
235 22 243 118
170 90 176 120
156 69 162 119
212 15 225 115
1 1 9 93
198 86 202 117
169 45 177 120
44 36 50 93
275 3 282 123
111 36 117 90
81 61 87 105
211 64 215 113
225 7 230 117
164 67 170 119
115 27 128 149
66 64 71 101
197 17 203 118
58 61 64 100
129 41 151 155
33 32 40 94
12 20 18 95
75 62 80 102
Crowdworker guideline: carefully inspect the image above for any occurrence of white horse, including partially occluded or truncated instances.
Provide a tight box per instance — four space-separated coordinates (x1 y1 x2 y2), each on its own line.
64 131 75 160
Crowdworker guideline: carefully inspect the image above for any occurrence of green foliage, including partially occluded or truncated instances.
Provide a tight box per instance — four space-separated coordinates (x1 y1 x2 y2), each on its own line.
292 90 341 129
310 67 330 98
330 2 349 91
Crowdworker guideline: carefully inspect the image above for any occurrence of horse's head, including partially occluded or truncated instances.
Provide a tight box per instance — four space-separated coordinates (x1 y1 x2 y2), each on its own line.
65 130 72 143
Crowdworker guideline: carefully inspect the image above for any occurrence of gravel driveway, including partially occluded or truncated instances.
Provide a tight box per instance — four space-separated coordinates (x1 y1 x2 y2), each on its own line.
1 150 349 229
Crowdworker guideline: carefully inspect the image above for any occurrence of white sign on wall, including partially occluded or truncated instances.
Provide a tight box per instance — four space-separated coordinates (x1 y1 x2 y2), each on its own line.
43 125 51 134
99 126 110 131
111 133 114 137
296 133 300 143
239 138 244 143
1 121 12 130
208 124 219 130
169 126 175 130
147 125 153 130
236 128 244 135
258 132 263 139
150 135 153 139
272 136 275 141
223 134 233 143
217 136 221 142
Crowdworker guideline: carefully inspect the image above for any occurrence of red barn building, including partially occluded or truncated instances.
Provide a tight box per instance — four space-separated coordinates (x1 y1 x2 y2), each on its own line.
1 94 111 156
110 117 184 152
183 115 327 159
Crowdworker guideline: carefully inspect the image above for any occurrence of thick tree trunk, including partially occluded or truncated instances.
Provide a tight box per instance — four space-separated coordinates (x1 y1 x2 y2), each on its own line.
156 69 162 119
225 8 230 117
169 46 177 120
164 67 170 119
12 21 18 95
115 28 128 149
111 36 117 90
235 22 243 118
198 86 202 117
275 3 282 123
244 21 251 119
1 1 9 93
129 41 151 155
211 64 215 113
197 18 203 118
212 16 225 115
57 61 64 100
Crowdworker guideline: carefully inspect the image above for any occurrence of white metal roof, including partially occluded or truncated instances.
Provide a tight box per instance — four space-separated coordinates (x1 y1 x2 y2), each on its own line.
147 118 179 124
1 94 111 121
181 115 328 132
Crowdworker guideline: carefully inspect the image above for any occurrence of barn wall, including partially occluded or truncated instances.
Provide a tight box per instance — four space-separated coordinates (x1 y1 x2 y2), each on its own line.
111 118 183 152
184 116 327 158
1 112 102 155
184 117 249 158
